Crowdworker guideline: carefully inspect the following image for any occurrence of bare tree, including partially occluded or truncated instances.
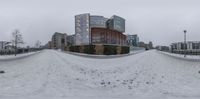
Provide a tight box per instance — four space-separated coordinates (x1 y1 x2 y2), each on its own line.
35 40 41 48
12 29 24 56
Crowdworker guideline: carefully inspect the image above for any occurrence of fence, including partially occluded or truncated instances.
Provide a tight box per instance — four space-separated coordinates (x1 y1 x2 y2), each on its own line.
0 48 43 56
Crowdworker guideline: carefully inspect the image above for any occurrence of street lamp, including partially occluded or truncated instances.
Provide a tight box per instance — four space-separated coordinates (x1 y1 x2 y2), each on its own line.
184 30 187 57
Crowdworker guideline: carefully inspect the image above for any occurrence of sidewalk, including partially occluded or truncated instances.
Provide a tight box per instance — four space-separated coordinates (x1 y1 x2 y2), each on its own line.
159 51 200 62
0 51 41 61
63 50 145 59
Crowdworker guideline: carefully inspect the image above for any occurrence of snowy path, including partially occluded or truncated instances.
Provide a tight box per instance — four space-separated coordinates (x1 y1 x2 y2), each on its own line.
0 50 200 99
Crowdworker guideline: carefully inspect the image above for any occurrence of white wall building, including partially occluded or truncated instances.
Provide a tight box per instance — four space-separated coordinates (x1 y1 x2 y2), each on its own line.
171 41 200 55
52 32 67 50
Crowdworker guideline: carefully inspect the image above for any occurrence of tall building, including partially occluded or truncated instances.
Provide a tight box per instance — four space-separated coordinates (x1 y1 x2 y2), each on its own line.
75 13 90 45
127 34 139 46
75 13 127 46
51 32 67 50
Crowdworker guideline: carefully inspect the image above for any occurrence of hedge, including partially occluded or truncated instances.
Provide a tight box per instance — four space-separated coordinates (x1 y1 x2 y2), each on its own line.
68 45 129 55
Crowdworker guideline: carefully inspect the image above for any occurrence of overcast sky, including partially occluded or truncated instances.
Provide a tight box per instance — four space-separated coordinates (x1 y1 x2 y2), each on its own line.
0 0 200 47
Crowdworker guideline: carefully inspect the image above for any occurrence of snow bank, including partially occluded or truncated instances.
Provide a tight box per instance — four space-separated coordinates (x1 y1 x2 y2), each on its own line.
64 50 145 59
159 51 200 61
0 51 41 61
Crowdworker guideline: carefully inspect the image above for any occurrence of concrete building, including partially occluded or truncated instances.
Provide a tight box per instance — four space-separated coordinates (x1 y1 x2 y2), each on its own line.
171 41 200 55
0 41 14 50
75 13 127 46
0 41 15 55
0 41 8 50
51 32 67 50
127 34 139 46
138 41 154 50
156 46 170 51
44 41 52 49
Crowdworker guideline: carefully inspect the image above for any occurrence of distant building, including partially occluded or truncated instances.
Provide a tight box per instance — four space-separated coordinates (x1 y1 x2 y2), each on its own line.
44 41 52 49
0 41 13 50
0 41 8 50
75 13 127 46
138 41 154 50
0 41 15 55
156 46 170 51
66 34 75 46
52 32 67 50
138 42 146 48
127 34 139 46
171 41 200 55
148 41 153 49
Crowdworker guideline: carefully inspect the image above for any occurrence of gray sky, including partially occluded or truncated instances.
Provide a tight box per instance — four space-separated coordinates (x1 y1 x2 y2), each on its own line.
0 0 200 47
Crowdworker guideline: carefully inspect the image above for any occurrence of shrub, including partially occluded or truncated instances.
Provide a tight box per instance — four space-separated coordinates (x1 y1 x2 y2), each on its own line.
104 45 117 55
84 45 95 54
121 46 130 54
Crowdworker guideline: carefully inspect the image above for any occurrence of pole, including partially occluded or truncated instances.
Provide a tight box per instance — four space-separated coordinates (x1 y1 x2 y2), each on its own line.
15 33 18 56
184 30 187 57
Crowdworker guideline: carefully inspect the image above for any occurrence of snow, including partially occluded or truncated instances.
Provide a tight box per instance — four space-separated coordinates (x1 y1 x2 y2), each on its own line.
0 50 200 99
160 51 200 61
0 51 40 61
64 50 145 59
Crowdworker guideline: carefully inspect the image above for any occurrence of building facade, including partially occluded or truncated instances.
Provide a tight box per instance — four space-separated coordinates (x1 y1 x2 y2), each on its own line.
156 46 170 51
0 41 7 50
127 34 139 46
0 41 15 55
91 28 126 45
44 41 52 49
75 13 127 46
51 32 67 50
107 15 125 33
66 34 75 46
75 13 90 45
171 41 200 55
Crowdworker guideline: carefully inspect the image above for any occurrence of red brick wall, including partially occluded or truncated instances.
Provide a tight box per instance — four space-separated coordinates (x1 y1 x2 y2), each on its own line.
91 28 127 46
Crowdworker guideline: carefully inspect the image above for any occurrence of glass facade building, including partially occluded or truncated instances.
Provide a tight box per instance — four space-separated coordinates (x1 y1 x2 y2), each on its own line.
75 13 126 46
127 34 139 46
75 13 90 45
107 15 125 33
90 16 108 28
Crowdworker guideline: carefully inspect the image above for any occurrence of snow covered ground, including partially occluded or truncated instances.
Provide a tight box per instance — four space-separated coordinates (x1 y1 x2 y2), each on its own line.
64 50 145 59
160 51 200 61
0 51 40 61
0 50 200 99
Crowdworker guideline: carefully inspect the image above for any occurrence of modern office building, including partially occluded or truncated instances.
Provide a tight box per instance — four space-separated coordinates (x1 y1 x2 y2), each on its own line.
51 32 67 50
127 34 139 46
106 15 125 33
171 41 200 54
75 13 127 46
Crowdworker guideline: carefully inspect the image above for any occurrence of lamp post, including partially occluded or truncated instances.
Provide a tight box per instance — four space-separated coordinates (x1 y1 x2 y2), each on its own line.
184 30 187 57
